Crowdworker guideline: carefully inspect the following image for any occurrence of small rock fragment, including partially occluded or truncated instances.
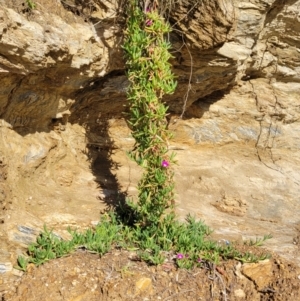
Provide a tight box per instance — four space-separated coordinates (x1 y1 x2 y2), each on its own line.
12 268 24 277
234 289 246 298
135 277 153 295
0 262 13 273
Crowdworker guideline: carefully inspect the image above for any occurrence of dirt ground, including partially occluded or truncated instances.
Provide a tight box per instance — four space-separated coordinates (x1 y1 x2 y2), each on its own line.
3 245 300 301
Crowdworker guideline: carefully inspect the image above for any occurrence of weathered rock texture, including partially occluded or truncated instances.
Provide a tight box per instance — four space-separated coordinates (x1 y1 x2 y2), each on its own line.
0 0 300 294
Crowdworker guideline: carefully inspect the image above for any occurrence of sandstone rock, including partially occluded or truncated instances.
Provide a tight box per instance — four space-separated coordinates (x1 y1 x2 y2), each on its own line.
242 260 273 290
212 194 248 217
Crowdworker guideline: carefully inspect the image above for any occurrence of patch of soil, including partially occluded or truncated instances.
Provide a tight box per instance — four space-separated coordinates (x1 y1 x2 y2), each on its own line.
3 247 300 301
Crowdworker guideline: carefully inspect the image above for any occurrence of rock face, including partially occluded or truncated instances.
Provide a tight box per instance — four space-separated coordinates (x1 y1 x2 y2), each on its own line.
0 0 300 294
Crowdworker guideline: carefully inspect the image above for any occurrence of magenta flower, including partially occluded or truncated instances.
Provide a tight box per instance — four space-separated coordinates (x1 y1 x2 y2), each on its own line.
197 258 202 263
161 160 169 168
145 19 153 26
176 253 184 259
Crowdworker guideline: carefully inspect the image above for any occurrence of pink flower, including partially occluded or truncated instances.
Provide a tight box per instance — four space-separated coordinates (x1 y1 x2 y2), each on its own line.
176 253 184 259
145 19 153 26
161 160 169 168
197 258 202 263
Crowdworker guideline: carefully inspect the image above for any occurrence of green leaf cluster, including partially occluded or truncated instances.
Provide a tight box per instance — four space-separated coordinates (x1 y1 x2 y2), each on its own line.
16 214 121 271
25 0 36 9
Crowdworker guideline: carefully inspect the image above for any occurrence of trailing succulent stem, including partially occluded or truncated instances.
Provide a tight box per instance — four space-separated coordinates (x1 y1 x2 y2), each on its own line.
123 0 177 226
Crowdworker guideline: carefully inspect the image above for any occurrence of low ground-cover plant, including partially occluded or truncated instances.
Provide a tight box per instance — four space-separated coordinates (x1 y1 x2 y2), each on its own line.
17 0 271 272
16 212 271 271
